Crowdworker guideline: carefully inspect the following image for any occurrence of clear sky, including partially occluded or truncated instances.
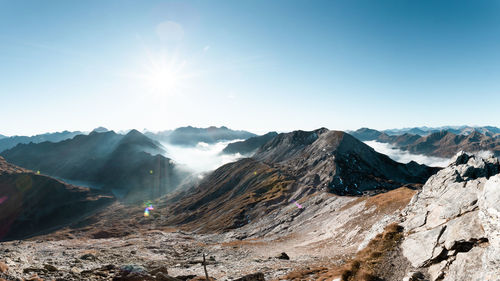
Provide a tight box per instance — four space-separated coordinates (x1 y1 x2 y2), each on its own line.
2 0 500 136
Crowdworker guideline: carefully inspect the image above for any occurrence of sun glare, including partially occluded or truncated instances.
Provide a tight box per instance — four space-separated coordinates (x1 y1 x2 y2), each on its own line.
132 48 194 96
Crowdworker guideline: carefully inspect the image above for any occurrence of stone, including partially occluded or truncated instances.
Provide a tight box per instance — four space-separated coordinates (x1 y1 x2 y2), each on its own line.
44 264 58 272
439 211 485 250
0 262 8 273
149 266 169 276
80 253 97 261
402 226 444 267
442 247 484 281
276 252 289 260
427 260 447 281
155 272 182 281
234 272 266 281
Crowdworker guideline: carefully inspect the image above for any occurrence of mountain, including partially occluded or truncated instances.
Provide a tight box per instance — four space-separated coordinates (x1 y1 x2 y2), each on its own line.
352 127 500 158
147 126 256 146
1 130 188 200
348 127 385 141
0 156 114 241
91 126 109 133
221 131 278 155
162 129 438 233
0 130 84 153
354 127 500 158
382 125 500 136
0 134 6 140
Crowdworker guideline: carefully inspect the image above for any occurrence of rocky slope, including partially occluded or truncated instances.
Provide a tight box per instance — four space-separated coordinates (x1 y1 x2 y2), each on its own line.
0 156 114 241
397 152 500 281
1 130 188 200
254 129 438 195
222 132 278 155
351 128 500 158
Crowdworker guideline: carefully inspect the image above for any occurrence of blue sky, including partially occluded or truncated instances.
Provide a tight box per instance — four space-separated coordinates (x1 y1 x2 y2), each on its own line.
1 0 500 136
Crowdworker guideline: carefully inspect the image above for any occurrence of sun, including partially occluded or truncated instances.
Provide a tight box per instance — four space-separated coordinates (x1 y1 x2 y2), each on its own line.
133 48 193 96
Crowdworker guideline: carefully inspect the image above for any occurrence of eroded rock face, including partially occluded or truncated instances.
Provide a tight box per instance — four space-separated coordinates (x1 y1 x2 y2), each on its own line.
400 152 500 281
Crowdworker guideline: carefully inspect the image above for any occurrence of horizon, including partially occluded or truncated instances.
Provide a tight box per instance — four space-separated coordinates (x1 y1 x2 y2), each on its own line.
3 0 500 135
2 123 499 138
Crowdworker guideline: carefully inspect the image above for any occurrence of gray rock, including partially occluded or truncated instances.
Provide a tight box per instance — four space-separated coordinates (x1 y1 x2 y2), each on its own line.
400 152 500 279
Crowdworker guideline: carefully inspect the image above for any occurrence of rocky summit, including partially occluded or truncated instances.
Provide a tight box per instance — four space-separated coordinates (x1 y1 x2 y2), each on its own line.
399 152 500 281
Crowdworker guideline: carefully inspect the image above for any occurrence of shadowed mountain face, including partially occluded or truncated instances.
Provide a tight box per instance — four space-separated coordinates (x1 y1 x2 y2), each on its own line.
0 130 84 153
1 130 188 200
163 129 438 232
351 128 500 158
147 126 256 146
222 132 278 155
0 157 114 241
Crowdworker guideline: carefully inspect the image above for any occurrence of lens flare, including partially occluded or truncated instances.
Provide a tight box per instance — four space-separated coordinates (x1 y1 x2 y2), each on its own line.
143 201 154 217
291 199 303 209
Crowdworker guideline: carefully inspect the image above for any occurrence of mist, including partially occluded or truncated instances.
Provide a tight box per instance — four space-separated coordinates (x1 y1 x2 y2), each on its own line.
161 140 245 174
364 141 450 167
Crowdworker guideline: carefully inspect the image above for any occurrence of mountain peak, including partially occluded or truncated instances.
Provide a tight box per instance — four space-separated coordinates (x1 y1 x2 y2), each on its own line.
91 127 109 133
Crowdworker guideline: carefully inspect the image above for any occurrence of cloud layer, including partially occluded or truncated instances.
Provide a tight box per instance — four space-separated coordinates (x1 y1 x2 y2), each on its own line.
364 140 450 167
162 140 244 173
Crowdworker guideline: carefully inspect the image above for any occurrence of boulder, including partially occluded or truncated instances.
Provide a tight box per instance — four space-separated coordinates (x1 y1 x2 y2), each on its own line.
400 152 500 280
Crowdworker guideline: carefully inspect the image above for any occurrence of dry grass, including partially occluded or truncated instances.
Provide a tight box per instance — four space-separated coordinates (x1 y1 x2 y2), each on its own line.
364 187 416 213
334 223 404 281
279 223 404 281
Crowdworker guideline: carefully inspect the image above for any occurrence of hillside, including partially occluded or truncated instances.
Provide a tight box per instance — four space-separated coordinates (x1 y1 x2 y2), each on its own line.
0 156 114 241
1 130 188 200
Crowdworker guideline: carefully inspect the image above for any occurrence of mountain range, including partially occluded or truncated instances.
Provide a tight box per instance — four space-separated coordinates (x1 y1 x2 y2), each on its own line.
0 130 188 200
145 126 256 146
351 127 500 158
381 125 500 136
0 130 84 154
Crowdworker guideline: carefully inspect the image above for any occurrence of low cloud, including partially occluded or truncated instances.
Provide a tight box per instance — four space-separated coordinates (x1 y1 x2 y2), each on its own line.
162 140 245 174
364 141 450 167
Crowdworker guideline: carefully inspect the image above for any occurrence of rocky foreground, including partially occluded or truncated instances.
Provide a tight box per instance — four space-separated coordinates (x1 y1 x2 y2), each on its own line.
0 152 499 281
399 152 500 281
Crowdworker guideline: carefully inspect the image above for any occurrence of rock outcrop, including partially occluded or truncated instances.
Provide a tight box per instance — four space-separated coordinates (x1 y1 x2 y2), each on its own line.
400 151 500 281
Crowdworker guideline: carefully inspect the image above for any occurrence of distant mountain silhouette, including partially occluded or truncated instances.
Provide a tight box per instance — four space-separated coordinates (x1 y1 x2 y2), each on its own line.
382 125 500 136
0 130 84 153
147 126 256 146
351 127 500 157
1 130 188 200
91 126 109 133
222 132 278 155
0 156 114 241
